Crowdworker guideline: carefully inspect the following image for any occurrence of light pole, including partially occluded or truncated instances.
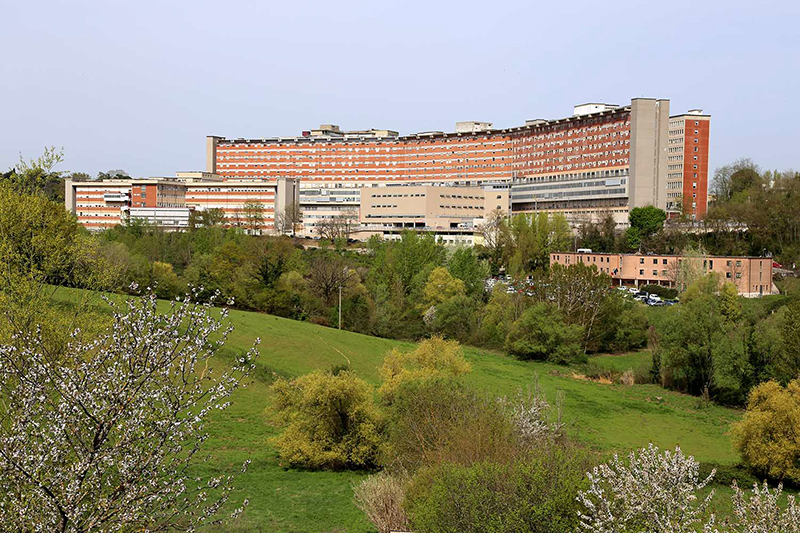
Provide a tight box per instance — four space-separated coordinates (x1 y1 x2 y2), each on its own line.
338 266 349 330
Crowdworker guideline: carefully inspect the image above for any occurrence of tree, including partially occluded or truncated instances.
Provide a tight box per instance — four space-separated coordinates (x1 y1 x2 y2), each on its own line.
378 337 471 403
192 207 227 229
503 213 571 275
447 247 488 296
420 267 465 311
3 146 65 202
428 295 480 343
478 207 506 271
96 169 130 180
504 303 584 363
626 205 667 251
368 231 447 296
315 208 359 243
659 274 725 398
534 263 613 352
479 286 531 349
711 158 759 203
667 245 707 293
271 369 383 470
0 182 115 350
275 201 303 237
731 379 800 484
706 480 800 533
577 444 715 533
780 298 800 380
306 253 357 306
242 199 265 234
0 291 258 531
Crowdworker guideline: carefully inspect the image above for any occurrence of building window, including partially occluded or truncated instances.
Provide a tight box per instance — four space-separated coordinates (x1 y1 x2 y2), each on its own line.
736 272 742 279
736 260 742 267
639 269 644 275
663 259 668 265
639 258 644 264
653 270 658 276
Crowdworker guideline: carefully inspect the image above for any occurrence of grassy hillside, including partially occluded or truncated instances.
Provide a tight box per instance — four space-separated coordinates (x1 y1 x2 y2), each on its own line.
51 287 743 532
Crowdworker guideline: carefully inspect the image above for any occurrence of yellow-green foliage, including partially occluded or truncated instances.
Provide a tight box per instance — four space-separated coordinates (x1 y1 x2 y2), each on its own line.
378 336 471 402
271 370 382 470
420 267 465 311
732 379 800 483
0 183 112 349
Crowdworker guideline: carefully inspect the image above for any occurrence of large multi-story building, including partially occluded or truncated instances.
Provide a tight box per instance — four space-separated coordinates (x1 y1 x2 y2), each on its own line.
65 172 298 233
667 110 711 219
206 97 710 228
550 252 773 297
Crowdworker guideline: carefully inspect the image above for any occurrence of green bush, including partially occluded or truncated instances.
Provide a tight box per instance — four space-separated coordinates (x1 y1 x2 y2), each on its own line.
505 303 585 363
271 370 383 470
405 443 592 533
382 378 519 472
731 379 800 484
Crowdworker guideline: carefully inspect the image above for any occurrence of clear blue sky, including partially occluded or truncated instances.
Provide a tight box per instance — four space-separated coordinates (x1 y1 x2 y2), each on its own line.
2 0 798 178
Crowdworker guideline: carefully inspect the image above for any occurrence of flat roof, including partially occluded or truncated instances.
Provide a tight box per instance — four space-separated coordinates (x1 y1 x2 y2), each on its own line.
552 251 770 259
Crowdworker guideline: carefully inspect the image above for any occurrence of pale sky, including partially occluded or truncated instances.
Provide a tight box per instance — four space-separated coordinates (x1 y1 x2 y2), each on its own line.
2 0 798 178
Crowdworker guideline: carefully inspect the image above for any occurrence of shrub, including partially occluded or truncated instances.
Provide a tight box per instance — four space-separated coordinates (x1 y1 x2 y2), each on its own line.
577 444 715 533
353 471 410 533
271 370 382 470
505 303 584 363
620 368 635 386
731 379 800 484
428 295 480 344
378 336 471 403
707 480 800 532
382 378 519 472
405 443 592 533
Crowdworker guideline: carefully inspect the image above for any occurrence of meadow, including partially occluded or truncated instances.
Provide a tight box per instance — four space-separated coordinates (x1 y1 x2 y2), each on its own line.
53 288 746 532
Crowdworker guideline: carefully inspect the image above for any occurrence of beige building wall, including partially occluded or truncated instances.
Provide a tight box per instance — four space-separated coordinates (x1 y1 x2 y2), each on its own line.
206 136 220 174
360 185 495 228
550 252 773 297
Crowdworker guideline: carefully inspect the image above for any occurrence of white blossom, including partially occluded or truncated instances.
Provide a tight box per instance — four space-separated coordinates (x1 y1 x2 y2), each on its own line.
704 480 800 533
576 444 715 533
0 289 258 531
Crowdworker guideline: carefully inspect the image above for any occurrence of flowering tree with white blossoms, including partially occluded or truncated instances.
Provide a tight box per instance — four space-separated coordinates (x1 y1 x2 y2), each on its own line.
704 480 800 533
0 288 258 532
576 444 715 533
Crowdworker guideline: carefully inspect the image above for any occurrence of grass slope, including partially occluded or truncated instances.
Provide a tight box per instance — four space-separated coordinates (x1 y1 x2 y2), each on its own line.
51 288 743 532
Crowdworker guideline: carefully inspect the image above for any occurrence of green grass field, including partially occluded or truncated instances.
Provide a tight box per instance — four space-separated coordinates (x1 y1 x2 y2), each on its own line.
50 287 747 532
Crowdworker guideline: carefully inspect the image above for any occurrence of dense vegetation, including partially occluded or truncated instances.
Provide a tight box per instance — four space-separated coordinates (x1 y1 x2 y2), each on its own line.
2 151 800 531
